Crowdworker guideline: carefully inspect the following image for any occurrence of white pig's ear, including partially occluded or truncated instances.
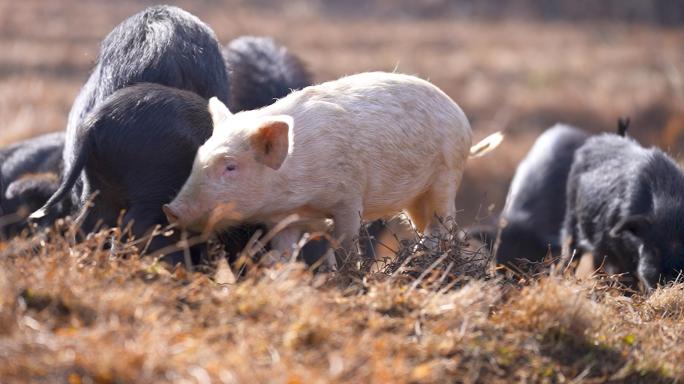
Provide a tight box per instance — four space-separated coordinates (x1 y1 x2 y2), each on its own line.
208 97 232 129
249 115 293 170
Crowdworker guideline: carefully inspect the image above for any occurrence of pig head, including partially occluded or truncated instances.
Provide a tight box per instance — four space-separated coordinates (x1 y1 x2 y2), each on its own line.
164 97 294 232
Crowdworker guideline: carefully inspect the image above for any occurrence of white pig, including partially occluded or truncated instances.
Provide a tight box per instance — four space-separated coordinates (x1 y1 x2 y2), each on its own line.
163 72 502 267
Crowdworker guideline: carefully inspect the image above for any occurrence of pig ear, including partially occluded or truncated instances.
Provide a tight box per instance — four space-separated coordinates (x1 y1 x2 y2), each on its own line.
208 97 232 129
610 215 651 238
250 115 293 170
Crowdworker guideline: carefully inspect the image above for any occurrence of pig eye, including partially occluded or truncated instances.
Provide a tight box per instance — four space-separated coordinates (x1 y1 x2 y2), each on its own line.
220 157 238 176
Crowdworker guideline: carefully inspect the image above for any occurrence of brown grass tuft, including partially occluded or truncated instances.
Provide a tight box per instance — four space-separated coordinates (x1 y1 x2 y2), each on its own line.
0 224 682 383
645 283 684 320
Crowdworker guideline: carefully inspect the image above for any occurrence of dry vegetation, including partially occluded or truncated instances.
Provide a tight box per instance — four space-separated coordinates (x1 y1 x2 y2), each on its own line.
2 223 684 383
1 1 684 383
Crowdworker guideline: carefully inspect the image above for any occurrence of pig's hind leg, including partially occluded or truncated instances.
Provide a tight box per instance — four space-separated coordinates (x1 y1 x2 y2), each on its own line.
406 169 462 246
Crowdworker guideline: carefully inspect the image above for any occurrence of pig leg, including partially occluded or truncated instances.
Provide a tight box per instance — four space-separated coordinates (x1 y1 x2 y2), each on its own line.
423 170 460 247
560 171 580 261
331 203 363 268
269 226 304 264
560 207 578 262
407 169 461 247
405 194 430 233
424 171 460 236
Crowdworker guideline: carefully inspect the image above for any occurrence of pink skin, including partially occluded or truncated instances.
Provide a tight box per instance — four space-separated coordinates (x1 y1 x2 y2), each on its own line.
164 97 292 234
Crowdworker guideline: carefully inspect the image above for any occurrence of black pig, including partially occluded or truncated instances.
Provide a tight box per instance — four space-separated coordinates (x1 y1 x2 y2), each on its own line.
32 5 228 262
0 132 66 237
62 5 229 203
34 84 213 263
495 124 589 268
563 133 684 290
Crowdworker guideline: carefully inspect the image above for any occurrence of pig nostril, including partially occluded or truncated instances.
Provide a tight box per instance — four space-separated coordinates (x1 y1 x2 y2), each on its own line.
163 204 179 224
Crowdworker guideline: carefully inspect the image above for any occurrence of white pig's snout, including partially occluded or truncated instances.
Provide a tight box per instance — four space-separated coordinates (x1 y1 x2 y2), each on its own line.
164 202 207 231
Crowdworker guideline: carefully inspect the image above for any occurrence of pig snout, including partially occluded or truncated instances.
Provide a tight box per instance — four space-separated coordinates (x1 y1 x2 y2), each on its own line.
163 202 207 231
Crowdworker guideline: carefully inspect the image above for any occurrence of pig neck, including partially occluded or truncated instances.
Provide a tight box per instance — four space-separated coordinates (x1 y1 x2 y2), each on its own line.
249 171 322 224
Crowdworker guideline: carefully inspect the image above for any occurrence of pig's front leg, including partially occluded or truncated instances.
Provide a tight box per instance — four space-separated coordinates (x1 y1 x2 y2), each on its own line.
268 226 304 265
331 203 363 269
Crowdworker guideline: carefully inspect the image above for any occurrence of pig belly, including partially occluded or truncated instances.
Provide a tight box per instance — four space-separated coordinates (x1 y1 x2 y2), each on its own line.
361 168 436 219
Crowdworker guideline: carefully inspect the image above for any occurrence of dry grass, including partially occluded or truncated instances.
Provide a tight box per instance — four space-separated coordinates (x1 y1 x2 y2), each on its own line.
2 1 684 383
1 224 684 383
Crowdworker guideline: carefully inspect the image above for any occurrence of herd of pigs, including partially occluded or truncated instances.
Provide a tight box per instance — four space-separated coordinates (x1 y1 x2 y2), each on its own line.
1 5 683 292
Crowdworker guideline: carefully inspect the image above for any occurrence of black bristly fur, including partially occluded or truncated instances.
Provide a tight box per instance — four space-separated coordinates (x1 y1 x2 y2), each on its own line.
62 5 229 203
32 6 227 263
40 84 214 264
0 132 66 237
223 36 312 112
563 133 684 290
495 124 589 268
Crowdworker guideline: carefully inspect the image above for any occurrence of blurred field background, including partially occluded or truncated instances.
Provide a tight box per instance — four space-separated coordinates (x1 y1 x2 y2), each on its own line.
2 0 683 226
2 1 684 382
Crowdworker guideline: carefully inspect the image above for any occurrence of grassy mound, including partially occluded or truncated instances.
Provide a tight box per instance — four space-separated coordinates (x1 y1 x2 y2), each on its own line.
0 224 682 383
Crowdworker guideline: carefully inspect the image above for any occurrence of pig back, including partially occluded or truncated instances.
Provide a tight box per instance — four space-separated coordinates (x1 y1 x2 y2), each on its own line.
502 125 588 236
267 72 473 214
